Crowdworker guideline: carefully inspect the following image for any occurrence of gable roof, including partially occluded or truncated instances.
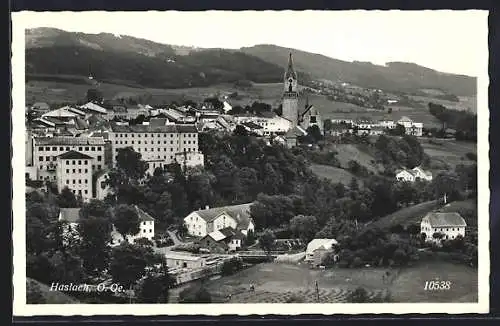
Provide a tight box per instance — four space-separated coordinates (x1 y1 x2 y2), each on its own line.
134 205 155 222
398 116 413 123
285 125 308 138
190 203 253 228
59 208 81 223
58 150 94 160
34 136 106 146
207 230 227 242
80 102 108 114
424 212 466 227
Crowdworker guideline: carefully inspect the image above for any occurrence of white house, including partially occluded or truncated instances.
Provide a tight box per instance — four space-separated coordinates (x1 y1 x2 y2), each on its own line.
395 169 417 182
396 167 432 182
184 203 255 238
421 212 466 242
110 205 155 245
412 166 433 181
397 116 423 137
305 238 338 264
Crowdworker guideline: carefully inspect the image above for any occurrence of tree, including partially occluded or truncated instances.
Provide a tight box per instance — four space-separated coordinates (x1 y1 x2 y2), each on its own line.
78 215 113 276
79 199 111 220
57 187 79 208
112 204 140 240
115 147 148 182
245 229 256 246
289 215 319 243
306 125 323 143
109 243 154 288
136 273 176 303
258 229 276 255
323 119 333 131
178 283 212 303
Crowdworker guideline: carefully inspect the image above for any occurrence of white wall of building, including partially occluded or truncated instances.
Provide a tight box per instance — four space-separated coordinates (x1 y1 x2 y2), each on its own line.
56 157 93 201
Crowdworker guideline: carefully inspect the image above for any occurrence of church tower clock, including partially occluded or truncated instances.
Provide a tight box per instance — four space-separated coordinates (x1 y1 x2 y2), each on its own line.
282 52 299 127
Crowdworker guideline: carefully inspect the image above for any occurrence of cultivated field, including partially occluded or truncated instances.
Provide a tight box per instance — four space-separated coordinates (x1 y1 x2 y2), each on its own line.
419 139 477 169
369 200 441 230
310 164 357 185
328 144 380 173
188 262 477 303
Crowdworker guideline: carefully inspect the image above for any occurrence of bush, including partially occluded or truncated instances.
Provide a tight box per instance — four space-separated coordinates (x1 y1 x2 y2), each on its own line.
221 257 243 276
465 152 477 161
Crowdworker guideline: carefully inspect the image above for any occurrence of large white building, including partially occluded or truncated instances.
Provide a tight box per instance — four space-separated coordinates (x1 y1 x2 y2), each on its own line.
56 150 94 201
233 115 292 136
109 123 204 171
184 203 255 238
421 212 466 242
32 136 106 182
397 116 423 137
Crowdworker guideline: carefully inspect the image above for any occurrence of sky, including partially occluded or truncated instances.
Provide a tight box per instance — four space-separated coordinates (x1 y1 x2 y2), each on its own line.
14 10 488 76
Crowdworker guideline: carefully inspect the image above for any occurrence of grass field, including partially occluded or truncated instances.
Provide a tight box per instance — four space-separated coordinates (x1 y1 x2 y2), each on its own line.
310 164 357 185
419 139 477 169
182 261 477 303
329 144 380 173
369 200 442 230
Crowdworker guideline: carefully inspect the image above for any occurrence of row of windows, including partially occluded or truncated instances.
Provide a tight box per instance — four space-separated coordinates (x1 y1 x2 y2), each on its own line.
39 164 102 171
114 140 196 145
114 133 196 138
142 229 153 233
39 157 102 163
38 146 103 152
115 148 196 154
65 168 89 174
69 189 88 195
141 221 153 226
423 227 463 232
66 179 89 185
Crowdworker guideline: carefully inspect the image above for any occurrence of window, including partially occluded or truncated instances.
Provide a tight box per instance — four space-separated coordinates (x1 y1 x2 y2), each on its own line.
78 169 82 173
98 165 101 170
78 147 83 151
39 156 43 161
149 229 152 233
72 180 75 184
97 147 102 151
66 180 69 184
39 147 44 151
66 169 69 173
143 229 146 233
84 190 88 194
72 160 76 165
72 169 76 173
59 147 64 151
45 156 50 161
52 146 57 151
85 169 88 173
78 180 82 184
91 147 95 151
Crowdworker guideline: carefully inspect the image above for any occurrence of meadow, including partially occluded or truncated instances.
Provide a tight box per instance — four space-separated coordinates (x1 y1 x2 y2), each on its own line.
309 164 357 185
179 261 477 303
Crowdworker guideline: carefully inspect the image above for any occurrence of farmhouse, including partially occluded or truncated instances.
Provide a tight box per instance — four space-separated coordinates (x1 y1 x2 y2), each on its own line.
420 212 466 242
198 227 246 253
184 203 255 238
305 238 338 265
396 167 433 182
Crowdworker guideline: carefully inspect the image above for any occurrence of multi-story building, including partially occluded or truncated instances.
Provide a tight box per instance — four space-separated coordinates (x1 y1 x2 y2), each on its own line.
421 212 466 242
32 136 106 182
397 116 423 137
56 151 94 201
109 124 204 171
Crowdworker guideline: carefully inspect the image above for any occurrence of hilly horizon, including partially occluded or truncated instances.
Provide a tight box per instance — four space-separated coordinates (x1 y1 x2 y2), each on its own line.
25 28 476 96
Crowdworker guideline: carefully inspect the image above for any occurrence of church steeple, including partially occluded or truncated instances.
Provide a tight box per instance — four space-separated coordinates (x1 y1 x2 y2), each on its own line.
285 52 297 80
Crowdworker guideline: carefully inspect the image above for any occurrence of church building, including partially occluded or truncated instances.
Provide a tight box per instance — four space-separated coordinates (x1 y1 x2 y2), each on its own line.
282 53 323 146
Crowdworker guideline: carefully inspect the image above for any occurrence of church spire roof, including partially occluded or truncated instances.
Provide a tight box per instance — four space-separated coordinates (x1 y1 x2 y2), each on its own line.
285 52 297 79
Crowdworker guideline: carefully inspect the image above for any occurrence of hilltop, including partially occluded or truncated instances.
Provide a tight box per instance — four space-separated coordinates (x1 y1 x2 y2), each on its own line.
241 45 476 96
26 28 476 96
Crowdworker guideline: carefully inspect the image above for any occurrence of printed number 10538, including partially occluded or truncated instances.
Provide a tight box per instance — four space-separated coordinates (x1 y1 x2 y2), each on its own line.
424 280 451 290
